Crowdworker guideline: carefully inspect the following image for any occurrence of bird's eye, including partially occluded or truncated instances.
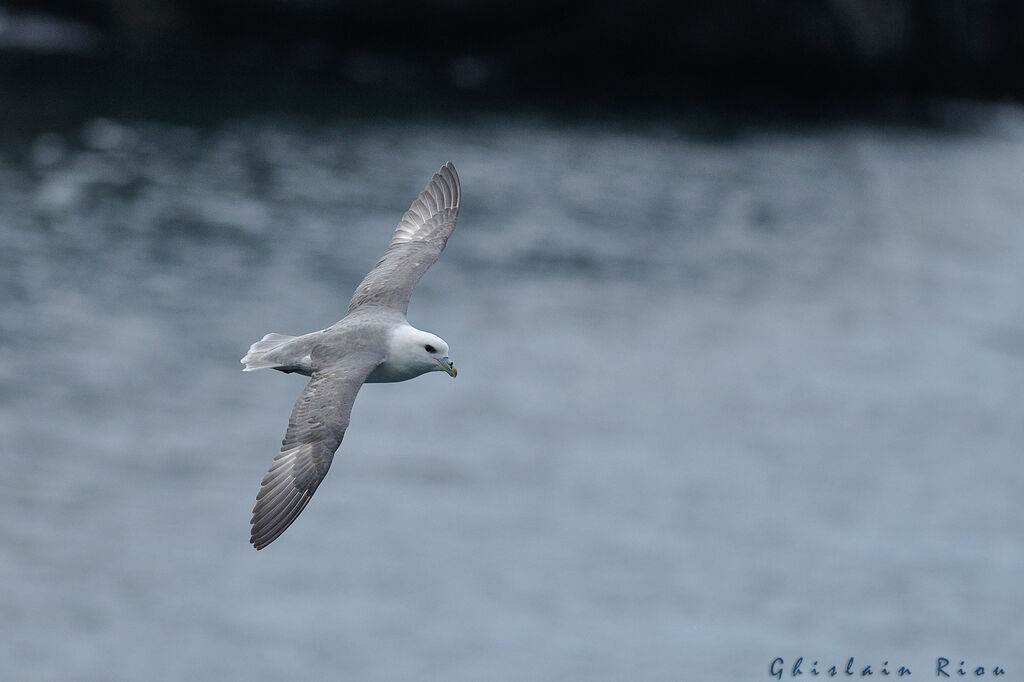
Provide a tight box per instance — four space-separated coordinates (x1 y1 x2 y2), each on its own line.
424 344 436 353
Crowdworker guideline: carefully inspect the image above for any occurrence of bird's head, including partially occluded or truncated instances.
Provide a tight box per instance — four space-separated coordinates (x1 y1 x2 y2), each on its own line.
395 327 457 377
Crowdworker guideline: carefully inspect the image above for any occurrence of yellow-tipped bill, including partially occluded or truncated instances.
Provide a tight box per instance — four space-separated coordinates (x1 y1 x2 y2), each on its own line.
439 357 457 377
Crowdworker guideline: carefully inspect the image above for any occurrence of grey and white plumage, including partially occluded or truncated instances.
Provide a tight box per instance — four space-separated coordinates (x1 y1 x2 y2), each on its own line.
242 162 461 550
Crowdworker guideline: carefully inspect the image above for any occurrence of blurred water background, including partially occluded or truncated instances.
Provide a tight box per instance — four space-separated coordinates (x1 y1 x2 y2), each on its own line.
2 100 1023 680
2 5 1024 673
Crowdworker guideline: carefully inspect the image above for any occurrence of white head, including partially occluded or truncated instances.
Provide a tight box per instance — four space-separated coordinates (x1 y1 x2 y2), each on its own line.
389 325 457 378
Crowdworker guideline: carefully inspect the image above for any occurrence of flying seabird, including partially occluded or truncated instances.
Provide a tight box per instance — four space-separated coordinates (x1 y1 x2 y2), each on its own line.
241 162 461 550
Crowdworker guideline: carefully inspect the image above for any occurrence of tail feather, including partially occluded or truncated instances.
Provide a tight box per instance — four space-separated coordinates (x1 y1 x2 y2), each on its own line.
241 333 298 371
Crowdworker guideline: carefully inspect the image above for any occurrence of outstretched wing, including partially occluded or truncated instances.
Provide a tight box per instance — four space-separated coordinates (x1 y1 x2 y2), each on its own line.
250 352 381 550
348 162 461 315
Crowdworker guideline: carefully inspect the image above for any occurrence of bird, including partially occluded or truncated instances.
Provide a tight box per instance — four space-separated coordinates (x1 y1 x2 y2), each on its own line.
241 162 461 550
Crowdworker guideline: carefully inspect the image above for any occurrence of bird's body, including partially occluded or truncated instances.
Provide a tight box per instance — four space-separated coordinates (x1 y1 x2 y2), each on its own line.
242 311 442 382
242 162 461 550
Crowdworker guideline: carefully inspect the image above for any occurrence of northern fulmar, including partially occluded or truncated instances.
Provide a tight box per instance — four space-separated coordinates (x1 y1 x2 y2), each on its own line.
241 162 461 550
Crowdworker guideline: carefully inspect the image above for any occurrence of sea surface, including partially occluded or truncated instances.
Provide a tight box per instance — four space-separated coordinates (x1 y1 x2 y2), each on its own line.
1 100 1023 680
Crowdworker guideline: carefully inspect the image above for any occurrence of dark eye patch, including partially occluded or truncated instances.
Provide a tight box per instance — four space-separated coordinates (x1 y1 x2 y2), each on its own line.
424 344 436 353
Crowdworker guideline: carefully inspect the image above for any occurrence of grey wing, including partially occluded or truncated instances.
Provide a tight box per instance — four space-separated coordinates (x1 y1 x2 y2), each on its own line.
250 352 381 550
348 162 461 314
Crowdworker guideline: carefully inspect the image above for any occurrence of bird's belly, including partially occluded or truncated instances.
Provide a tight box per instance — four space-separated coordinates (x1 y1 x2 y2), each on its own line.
364 361 424 383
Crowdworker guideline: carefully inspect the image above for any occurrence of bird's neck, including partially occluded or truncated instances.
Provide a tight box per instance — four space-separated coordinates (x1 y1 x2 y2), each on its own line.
365 325 430 383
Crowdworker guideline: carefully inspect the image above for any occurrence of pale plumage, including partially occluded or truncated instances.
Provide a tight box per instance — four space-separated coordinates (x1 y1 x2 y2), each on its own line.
242 162 461 550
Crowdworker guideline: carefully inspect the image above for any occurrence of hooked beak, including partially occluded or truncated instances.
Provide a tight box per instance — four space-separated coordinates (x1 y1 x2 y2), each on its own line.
438 357 457 377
